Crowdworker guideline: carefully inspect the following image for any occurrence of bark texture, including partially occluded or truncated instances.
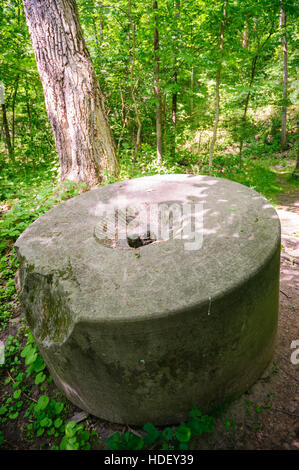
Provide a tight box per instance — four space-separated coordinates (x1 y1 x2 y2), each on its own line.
22 0 119 185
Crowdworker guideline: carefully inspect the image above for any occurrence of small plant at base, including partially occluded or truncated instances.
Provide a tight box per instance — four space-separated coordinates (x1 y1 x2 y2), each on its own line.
21 331 47 384
57 421 93 450
24 395 66 440
106 408 216 450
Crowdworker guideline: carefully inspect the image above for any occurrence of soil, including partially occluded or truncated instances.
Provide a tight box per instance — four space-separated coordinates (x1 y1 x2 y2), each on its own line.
1 184 298 450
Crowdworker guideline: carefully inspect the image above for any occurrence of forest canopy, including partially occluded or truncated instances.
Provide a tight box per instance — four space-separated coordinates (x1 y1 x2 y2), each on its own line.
0 0 298 184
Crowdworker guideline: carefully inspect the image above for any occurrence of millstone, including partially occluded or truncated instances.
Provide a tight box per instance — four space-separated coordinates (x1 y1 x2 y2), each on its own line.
14 174 281 425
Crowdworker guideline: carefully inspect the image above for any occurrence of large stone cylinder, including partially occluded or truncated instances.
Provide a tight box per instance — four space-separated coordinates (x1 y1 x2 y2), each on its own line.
15 174 280 425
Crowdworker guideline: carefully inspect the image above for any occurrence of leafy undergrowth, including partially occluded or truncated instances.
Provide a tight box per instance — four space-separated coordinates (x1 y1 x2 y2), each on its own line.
120 144 298 203
0 321 217 450
0 154 298 450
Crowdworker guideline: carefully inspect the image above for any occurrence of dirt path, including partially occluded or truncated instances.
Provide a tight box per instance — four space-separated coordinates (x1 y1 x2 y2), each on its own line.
195 190 299 450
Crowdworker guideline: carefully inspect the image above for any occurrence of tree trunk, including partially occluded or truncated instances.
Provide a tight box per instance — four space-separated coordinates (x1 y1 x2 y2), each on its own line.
12 75 19 149
280 8 288 151
292 145 299 178
24 78 33 137
2 103 14 160
239 54 258 167
153 1 163 163
171 0 180 157
209 1 226 169
22 0 118 185
117 85 130 154
190 66 194 116
128 0 142 161
242 22 249 48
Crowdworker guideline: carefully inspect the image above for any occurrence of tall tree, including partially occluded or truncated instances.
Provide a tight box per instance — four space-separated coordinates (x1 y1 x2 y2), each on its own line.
209 1 226 169
22 0 119 185
280 6 288 150
0 81 14 160
128 0 142 160
170 0 180 157
153 0 163 162
294 151 299 178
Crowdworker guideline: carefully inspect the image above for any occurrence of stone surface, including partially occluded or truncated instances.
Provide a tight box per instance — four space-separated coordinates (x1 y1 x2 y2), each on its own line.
14 174 281 425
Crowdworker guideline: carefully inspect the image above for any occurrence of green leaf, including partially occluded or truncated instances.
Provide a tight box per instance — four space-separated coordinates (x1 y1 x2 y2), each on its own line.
31 355 46 373
13 389 21 400
225 419 231 430
126 434 144 450
143 422 160 445
65 421 77 438
35 395 49 412
54 401 64 415
162 427 173 441
79 430 90 442
40 417 52 428
175 425 191 443
25 350 37 365
189 408 202 419
20 344 32 358
188 418 204 435
106 432 122 450
54 417 63 429
35 372 46 385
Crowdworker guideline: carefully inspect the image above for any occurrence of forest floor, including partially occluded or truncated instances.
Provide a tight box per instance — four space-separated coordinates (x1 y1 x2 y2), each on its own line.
0 167 298 451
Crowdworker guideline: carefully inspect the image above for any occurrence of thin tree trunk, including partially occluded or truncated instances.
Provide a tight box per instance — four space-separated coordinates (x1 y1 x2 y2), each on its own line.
280 8 288 150
292 144 299 178
2 103 14 160
242 22 249 48
117 85 130 154
162 92 167 154
22 0 118 185
153 1 163 163
0 80 13 159
209 1 226 169
99 3 104 68
190 66 194 116
171 0 180 157
239 54 258 167
171 68 177 156
24 78 33 137
128 0 141 160
12 75 19 149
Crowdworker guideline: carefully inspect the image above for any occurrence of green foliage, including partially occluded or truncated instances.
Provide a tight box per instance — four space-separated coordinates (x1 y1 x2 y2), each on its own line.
58 421 94 450
106 408 216 450
0 173 93 450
